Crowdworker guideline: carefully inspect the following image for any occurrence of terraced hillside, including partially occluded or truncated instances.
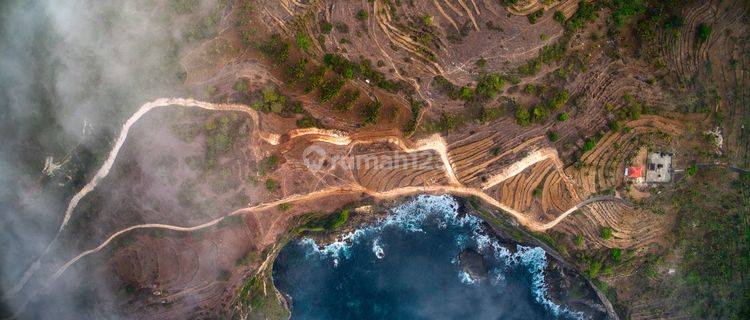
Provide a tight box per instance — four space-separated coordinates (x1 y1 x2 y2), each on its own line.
3 0 749 319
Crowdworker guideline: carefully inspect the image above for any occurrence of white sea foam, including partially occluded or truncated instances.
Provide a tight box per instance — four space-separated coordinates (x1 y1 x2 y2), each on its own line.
300 194 584 318
490 268 507 287
458 270 478 285
372 238 385 259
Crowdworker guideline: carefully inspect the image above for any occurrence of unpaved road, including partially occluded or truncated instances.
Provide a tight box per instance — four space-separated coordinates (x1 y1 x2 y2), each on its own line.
8 97 615 312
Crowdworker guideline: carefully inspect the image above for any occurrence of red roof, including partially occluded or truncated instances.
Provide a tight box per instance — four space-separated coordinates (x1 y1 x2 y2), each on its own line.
626 167 643 179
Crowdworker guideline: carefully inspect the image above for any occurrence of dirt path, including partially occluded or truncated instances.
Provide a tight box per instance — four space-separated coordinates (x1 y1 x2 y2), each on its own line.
539 195 629 230
8 97 597 310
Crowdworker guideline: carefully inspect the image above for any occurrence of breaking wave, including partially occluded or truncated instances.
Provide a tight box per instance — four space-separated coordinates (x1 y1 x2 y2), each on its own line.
297 194 583 319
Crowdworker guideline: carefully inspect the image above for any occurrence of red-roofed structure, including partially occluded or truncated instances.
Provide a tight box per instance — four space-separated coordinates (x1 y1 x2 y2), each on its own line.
625 167 643 179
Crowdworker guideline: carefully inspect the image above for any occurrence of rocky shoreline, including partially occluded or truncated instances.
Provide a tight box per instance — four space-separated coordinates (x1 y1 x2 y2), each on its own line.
279 195 616 319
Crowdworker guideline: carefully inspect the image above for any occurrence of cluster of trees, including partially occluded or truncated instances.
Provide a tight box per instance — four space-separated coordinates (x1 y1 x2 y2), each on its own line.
514 88 570 125
565 1 598 32
615 93 654 121
631 0 683 55
259 34 290 65
203 115 238 168
322 53 404 92
518 42 567 76
424 112 465 132
432 73 508 101
236 2 256 46
608 0 648 29
255 32 395 127
361 100 382 126
334 90 360 111
402 99 423 136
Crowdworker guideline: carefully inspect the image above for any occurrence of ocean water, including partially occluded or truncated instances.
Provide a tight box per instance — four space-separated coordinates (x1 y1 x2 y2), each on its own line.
273 195 583 320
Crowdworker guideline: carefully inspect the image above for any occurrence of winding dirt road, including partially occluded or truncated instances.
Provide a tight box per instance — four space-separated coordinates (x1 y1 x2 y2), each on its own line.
8 97 612 312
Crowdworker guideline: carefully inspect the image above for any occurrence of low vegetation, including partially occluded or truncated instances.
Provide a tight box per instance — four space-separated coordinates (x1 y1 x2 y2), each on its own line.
296 209 351 233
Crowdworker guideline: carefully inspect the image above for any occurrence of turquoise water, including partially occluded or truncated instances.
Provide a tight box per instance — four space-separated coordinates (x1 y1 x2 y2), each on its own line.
273 195 583 319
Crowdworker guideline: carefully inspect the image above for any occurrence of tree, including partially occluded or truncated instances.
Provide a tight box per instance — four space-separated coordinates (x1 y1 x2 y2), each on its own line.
557 112 569 121
582 138 597 152
549 89 570 109
611 248 622 263
475 73 506 99
531 104 549 122
265 178 277 191
259 34 289 65
548 131 559 142
320 21 333 34
528 9 544 24
515 107 531 126
361 100 381 125
553 11 566 24
458 86 473 100
319 78 345 102
601 227 613 240
356 9 369 21
696 23 711 43
295 33 312 51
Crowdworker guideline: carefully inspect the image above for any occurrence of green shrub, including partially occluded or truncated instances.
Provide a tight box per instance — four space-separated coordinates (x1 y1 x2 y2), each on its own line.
528 9 545 24
298 209 351 232
286 59 308 84
259 34 289 65
319 78 345 102
567 2 597 32
296 114 319 128
265 178 277 192
361 100 382 125
588 259 603 278
548 131 559 142
575 234 584 246
403 99 423 136
611 248 622 263
696 23 711 43
610 0 647 28
458 86 474 100
475 73 506 99
582 138 597 152
600 227 613 240
433 75 459 99
557 112 569 121
304 68 326 93
531 104 549 122
479 107 502 123
549 88 570 109
334 90 360 111
518 58 542 76
295 33 312 51
356 9 369 21
515 107 531 126
320 21 333 34
553 11 566 24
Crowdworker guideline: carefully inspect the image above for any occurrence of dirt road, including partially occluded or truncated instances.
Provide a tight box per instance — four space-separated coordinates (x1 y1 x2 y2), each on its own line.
8 97 613 311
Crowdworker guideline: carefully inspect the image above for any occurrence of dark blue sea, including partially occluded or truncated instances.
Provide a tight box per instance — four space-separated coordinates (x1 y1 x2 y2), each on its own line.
273 195 583 320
